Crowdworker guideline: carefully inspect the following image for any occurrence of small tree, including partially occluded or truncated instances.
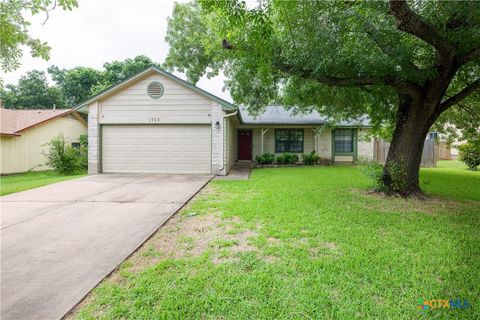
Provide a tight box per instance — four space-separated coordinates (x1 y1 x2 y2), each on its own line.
44 134 80 175
458 141 480 170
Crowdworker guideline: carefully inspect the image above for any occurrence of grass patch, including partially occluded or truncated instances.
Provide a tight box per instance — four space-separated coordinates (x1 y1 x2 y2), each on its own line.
71 166 479 320
421 160 479 201
0 170 86 196
436 160 468 170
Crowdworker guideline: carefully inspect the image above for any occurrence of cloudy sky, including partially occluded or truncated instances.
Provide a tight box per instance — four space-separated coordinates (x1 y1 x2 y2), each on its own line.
4 0 231 101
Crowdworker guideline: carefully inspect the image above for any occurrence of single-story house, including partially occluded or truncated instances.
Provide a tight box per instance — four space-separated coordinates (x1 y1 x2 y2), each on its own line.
0 107 87 174
76 66 374 176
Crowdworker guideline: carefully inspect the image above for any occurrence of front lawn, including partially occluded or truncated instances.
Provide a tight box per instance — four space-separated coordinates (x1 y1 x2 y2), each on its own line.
72 165 479 320
421 160 479 202
0 170 86 196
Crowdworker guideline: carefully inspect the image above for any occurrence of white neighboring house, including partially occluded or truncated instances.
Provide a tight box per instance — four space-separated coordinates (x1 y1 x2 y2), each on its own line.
76 66 374 175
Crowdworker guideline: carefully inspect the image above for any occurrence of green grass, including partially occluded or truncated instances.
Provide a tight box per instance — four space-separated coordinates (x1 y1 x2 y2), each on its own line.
436 160 468 170
75 165 479 320
421 160 479 202
0 170 86 196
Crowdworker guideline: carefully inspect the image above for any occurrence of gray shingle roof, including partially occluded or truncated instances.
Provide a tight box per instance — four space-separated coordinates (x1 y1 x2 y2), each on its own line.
239 106 370 127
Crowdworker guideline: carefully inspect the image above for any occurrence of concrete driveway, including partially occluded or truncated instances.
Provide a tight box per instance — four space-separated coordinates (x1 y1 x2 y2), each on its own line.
0 174 211 320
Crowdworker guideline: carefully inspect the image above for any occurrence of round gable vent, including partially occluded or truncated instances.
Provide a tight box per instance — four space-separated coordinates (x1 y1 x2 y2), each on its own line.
147 81 164 99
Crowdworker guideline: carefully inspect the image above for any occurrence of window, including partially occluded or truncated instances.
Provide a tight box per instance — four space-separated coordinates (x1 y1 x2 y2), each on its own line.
428 132 438 140
71 142 80 148
275 129 304 153
334 129 354 153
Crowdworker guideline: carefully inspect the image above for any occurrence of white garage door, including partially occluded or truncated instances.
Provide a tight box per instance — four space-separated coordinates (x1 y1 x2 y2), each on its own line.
102 125 211 174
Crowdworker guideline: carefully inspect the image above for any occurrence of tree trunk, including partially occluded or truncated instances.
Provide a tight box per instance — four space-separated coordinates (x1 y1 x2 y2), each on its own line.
382 94 439 197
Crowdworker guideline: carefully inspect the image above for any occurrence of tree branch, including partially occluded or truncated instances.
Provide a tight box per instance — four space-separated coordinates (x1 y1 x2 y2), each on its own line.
457 48 480 65
389 0 455 57
439 78 480 111
275 61 421 96
364 23 422 74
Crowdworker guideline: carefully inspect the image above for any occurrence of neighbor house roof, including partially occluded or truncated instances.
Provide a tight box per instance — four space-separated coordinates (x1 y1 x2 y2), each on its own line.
0 108 85 136
75 65 237 112
239 106 370 127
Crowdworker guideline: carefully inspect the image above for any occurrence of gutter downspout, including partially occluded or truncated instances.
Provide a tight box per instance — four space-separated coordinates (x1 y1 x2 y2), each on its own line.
218 109 238 173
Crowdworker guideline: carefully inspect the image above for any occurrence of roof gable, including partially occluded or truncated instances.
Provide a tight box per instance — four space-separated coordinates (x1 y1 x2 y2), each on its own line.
75 66 236 111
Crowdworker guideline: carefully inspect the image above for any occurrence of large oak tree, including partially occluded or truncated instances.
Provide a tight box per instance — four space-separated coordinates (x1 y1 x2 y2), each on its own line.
164 0 480 196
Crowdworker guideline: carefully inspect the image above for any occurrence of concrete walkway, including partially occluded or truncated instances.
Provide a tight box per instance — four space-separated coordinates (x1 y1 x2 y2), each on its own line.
215 163 251 180
0 174 211 320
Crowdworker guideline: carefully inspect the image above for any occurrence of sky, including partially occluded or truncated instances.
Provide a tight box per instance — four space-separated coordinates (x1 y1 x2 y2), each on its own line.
3 0 232 101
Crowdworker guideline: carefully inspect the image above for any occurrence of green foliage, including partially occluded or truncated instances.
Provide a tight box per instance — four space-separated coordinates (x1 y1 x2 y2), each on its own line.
362 162 386 191
362 160 408 193
0 0 78 79
77 134 88 170
102 55 155 85
165 0 480 152
164 2 222 83
2 55 156 108
0 70 65 108
48 66 104 105
276 153 298 165
44 134 83 175
458 141 480 170
302 150 319 165
384 160 408 193
255 152 275 165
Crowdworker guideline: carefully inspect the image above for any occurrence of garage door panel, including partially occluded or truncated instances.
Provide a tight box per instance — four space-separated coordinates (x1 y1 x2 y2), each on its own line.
102 125 211 174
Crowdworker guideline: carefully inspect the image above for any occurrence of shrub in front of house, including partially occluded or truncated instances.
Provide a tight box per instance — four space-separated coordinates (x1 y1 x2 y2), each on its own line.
77 134 88 170
362 162 386 191
459 141 480 170
255 152 275 164
44 134 85 175
276 153 298 165
362 160 409 193
302 150 319 165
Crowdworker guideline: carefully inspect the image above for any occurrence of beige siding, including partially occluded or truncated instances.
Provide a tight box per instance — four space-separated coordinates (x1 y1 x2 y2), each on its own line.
316 128 332 160
99 73 213 124
334 155 354 162
249 127 318 159
225 116 237 171
1 116 87 174
251 128 262 159
357 128 374 161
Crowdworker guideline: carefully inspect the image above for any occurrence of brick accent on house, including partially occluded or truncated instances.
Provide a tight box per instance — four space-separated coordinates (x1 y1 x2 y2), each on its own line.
88 102 99 174
210 102 226 175
357 128 374 161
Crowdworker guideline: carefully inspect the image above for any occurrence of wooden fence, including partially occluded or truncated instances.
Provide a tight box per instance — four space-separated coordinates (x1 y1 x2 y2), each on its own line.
373 139 440 167
437 142 452 160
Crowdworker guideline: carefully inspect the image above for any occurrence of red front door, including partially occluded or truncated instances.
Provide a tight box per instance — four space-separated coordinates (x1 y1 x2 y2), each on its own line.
238 130 252 160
